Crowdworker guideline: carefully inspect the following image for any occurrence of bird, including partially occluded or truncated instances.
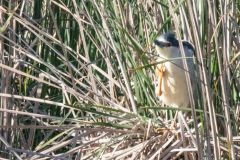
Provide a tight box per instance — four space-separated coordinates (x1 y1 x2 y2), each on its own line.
154 32 196 108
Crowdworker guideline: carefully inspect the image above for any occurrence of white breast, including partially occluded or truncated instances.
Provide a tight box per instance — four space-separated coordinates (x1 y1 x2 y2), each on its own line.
155 46 195 108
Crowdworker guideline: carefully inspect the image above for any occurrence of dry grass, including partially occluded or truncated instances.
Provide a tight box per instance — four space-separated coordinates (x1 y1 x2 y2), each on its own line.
0 0 239 159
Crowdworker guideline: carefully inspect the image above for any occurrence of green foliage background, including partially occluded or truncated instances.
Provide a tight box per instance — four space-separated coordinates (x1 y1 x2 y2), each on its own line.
0 0 239 159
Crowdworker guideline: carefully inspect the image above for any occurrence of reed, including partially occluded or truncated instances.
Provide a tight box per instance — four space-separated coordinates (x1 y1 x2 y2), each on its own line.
0 0 239 159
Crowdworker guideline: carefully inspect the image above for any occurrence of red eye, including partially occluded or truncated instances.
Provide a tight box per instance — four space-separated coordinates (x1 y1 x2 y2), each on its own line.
154 40 172 48
165 42 171 47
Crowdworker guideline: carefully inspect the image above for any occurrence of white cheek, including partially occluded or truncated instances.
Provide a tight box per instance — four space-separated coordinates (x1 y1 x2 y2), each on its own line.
156 46 180 59
156 36 168 42
168 47 180 58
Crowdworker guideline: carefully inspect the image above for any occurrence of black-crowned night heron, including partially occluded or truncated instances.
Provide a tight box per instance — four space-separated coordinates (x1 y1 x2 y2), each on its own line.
154 32 195 108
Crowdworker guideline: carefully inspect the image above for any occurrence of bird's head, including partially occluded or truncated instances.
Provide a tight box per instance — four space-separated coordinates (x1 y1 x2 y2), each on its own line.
154 32 195 59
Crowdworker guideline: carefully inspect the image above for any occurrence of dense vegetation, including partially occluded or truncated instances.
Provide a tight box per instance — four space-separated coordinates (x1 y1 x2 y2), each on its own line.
0 0 239 159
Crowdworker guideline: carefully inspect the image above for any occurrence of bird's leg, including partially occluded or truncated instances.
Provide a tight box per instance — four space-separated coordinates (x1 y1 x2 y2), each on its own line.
155 111 179 135
179 111 190 160
156 64 166 96
170 111 179 129
178 111 186 140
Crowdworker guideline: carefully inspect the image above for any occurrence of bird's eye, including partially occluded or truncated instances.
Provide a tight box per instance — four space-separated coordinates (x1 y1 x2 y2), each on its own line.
154 40 172 48
165 42 171 47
